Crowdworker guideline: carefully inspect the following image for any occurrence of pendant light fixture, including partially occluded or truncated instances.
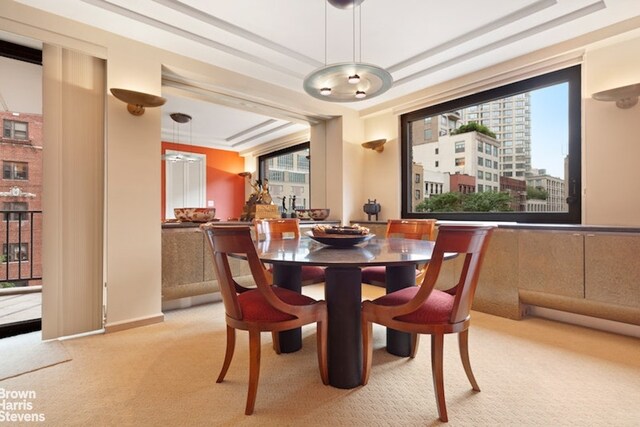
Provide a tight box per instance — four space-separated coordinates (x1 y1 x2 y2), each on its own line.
162 112 198 162
303 0 392 102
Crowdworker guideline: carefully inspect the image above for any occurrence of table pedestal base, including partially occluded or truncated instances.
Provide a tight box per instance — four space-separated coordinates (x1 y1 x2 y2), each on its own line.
273 264 302 353
325 266 362 389
385 265 416 357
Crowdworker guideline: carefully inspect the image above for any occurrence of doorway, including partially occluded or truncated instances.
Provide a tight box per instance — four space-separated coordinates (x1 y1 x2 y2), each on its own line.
0 38 43 338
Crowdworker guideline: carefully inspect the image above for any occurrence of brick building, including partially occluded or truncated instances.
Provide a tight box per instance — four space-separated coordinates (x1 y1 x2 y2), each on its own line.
0 111 43 286
500 175 527 212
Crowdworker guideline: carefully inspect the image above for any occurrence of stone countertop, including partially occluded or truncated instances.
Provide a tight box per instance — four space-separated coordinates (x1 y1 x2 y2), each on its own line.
162 220 340 229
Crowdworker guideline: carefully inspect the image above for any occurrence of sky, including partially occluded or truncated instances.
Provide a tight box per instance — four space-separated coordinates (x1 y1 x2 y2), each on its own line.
530 82 569 179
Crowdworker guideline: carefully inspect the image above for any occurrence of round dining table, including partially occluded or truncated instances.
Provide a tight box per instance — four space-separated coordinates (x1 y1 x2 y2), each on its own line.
256 235 443 389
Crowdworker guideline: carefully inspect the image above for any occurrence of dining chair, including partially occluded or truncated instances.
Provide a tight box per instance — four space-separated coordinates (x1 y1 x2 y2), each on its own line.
202 224 329 415
253 218 326 285
361 219 437 287
361 225 493 422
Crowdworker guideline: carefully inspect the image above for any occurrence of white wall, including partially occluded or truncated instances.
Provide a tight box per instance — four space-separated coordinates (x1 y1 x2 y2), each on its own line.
583 35 640 226
360 111 400 220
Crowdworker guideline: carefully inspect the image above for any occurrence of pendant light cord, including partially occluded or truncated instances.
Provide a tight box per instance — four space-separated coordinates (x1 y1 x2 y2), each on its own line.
324 0 327 65
352 1 356 63
359 2 362 62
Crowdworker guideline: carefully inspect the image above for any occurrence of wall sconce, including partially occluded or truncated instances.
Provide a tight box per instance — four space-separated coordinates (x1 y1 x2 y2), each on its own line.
592 83 640 109
361 139 386 153
110 88 166 116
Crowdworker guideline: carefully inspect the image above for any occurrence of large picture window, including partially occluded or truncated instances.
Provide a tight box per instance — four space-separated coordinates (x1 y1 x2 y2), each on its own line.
259 142 310 212
401 66 581 223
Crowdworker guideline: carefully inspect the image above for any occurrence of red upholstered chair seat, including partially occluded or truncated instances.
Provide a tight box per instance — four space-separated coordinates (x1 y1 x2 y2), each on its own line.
372 287 454 324
266 265 326 284
361 266 419 285
301 266 326 283
238 286 319 322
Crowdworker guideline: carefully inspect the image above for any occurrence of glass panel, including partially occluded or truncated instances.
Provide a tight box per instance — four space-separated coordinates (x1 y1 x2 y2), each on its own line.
260 144 310 212
409 82 570 214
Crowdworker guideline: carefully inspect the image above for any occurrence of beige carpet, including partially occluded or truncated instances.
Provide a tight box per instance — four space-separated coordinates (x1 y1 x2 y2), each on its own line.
1 284 639 426
0 331 71 381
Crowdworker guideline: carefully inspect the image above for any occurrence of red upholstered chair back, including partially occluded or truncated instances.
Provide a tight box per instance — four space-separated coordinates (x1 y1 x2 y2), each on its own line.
254 218 301 240
202 225 272 321
416 225 493 324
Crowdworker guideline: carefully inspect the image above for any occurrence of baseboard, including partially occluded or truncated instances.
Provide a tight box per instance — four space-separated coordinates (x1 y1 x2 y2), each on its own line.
526 305 640 338
162 292 221 311
104 313 165 333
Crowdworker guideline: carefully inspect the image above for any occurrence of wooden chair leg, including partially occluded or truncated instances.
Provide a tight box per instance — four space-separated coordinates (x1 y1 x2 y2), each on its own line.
459 329 480 391
361 320 373 385
245 330 261 415
316 320 329 385
431 334 448 422
217 325 236 383
272 332 281 354
410 333 420 358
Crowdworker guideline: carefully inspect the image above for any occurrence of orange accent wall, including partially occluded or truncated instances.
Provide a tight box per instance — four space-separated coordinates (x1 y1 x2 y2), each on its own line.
161 142 245 221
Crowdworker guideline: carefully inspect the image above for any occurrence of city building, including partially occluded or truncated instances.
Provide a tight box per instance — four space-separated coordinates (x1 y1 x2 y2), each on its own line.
459 93 532 179
411 112 461 145
0 111 42 286
526 168 567 212
413 130 500 193
500 175 527 211
263 148 310 212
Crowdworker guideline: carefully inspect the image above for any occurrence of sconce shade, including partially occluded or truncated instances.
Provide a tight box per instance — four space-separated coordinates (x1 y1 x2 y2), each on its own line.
592 83 640 109
361 138 386 153
110 88 166 116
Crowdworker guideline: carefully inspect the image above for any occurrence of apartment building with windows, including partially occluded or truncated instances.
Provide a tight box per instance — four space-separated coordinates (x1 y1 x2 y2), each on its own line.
413 130 500 193
262 148 310 211
0 111 43 286
460 93 532 179
526 168 567 212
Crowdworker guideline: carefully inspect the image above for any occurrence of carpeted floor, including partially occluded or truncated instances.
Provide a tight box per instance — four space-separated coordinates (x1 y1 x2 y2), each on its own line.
1 284 639 426
0 331 71 381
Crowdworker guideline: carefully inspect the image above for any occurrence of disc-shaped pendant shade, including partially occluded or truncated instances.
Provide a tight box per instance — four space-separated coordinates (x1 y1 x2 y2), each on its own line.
303 62 393 102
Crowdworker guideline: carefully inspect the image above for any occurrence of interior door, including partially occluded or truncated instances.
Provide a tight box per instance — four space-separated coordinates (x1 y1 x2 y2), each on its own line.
165 151 206 219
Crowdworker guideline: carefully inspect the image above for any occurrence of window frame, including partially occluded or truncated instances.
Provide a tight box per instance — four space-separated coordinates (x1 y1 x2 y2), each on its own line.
3 161 29 180
258 141 311 208
3 119 29 140
400 65 581 223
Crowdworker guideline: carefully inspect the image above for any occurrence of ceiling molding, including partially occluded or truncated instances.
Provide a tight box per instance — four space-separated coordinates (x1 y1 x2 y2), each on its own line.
390 50 584 117
232 122 296 148
151 0 322 68
393 0 605 87
240 129 310 158
80 0 304 78
162 72 333 125
225 119 277 142
387 0 557 74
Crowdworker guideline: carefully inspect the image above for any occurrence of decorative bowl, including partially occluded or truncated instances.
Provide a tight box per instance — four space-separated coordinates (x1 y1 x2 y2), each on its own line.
295 208 330 221
174 207 217 223
305 231 374 247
